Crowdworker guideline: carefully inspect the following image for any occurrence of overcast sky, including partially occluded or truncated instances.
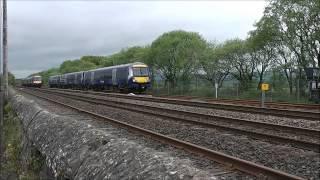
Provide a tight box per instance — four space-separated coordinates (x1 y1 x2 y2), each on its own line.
8 0 266 78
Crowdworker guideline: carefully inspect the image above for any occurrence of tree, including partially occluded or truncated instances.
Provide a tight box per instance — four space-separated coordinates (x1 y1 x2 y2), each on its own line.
149 30 207 88
80 56 105 66
103 46 150 66
59 59 97 74
38 68 60 85
248 18 277 89
264 0 320 70
222 39 256 90
198 42 231 90
253 0 320 94
275 45 297 94
8 72 15 86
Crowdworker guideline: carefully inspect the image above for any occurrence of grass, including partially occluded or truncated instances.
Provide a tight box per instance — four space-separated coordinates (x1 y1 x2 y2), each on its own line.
1 103 45 179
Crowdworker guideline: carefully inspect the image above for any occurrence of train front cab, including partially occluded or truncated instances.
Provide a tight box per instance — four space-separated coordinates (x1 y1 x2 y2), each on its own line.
128 64 151 92
31 76 42 88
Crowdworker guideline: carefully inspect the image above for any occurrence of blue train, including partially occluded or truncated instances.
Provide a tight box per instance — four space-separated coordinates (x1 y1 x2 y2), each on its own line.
48 62 151 92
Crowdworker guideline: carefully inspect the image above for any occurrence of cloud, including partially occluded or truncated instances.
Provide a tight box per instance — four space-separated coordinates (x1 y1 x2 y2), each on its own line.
8 0 266 78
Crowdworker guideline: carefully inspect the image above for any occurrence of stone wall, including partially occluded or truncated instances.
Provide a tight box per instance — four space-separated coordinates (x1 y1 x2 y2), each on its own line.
9 89 213 179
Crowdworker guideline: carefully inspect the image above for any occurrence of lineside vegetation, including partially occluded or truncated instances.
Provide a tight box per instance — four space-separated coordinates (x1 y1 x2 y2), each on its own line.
30 0 318 102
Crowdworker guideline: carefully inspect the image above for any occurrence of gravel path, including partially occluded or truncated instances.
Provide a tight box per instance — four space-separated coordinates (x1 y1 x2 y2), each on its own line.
19 89 252 179
25 89 320 179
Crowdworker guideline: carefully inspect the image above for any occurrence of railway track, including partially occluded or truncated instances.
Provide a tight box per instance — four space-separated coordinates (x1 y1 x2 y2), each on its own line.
162 95 320 111
17 88 306 180
24 87 320 152
42 87 320 121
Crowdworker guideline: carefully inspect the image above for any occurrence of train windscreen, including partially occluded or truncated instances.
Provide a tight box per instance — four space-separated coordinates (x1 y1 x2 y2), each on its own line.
133 67 149 77
33 76 42 81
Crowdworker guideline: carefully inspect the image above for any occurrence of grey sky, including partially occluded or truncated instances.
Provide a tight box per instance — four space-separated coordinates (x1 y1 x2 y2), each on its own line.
8 0 266 78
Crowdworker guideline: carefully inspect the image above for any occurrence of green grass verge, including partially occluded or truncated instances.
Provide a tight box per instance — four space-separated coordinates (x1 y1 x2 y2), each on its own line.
1 103 45 179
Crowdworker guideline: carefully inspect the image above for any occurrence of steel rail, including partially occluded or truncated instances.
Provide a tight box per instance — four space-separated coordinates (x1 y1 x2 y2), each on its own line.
18 88 305 180
162 95 320 110
205 98 320 109
36 88 320 137
29 88 320 152
45 87 320 121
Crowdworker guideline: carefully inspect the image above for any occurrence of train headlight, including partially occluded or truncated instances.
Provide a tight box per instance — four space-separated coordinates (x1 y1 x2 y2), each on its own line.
133 78 136 82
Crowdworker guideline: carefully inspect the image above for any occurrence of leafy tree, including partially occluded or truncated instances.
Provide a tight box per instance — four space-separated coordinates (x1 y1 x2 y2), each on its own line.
149 30 207 88
8 72 15 86
222 39 256 90
263 0 320 70
248 18 277 89
253 0 320 94
59 59 97 74
103 46 150 66
198 42 231 90
80 56 105 66
38 68 60 85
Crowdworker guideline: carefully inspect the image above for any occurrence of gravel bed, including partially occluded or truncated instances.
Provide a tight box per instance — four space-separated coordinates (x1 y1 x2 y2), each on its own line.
27 89 320 179
50 91 320 144
19 90 252 179
148 107 320 144
44 90 320 143
93 95 320 130
191 99 320 112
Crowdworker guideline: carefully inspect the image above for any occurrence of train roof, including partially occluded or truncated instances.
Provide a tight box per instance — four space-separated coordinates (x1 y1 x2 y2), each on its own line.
62 71 84 76
86 62 147 72
25 75 42 80
48 62 148 78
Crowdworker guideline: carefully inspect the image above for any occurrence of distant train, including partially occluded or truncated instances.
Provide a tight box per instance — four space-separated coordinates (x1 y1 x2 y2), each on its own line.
22 75 42 88
48 62 151 93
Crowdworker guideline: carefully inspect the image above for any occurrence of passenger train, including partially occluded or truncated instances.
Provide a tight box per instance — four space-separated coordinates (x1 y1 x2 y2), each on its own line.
22 75 43 88
48 62 151 93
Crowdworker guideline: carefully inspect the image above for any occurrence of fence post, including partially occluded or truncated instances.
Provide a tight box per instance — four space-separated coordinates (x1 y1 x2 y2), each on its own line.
215 82 218 99
261 90 265 108
236 83 239 99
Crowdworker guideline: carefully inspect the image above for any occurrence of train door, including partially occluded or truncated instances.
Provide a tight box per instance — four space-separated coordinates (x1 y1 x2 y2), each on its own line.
112 69 117 86
91 71 95 86
74 74 77 87
81 72 84 87
83 72 89 89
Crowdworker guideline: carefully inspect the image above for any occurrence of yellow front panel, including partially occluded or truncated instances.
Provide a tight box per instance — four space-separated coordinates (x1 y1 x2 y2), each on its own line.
134 77 149 83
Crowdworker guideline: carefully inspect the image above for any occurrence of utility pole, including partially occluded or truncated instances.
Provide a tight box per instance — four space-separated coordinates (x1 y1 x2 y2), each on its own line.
0 0 3 171
2 0 7 101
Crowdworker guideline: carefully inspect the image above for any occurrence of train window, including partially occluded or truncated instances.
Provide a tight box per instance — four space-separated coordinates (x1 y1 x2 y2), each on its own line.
133 67 149 76
312 81 317 89
33 76 41 81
